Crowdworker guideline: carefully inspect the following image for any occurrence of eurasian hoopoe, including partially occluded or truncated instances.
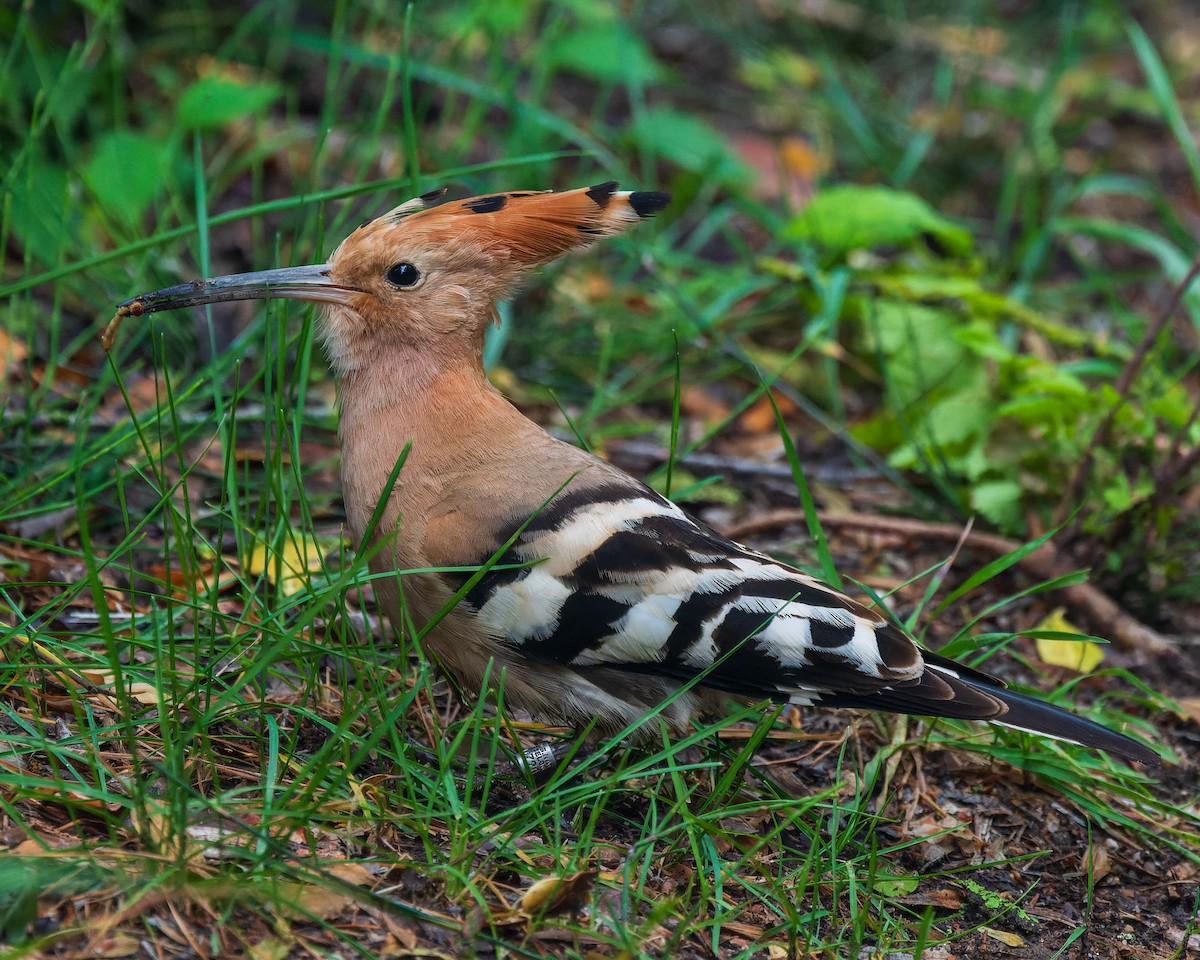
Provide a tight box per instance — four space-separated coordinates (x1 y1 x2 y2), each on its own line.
107 182 1156 766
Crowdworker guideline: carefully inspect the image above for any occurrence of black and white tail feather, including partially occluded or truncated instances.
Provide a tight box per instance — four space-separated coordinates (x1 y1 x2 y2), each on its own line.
453 479 1155 765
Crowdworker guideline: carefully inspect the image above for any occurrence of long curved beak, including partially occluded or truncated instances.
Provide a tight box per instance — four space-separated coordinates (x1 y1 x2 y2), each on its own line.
104 264 362 350
116 264 360 314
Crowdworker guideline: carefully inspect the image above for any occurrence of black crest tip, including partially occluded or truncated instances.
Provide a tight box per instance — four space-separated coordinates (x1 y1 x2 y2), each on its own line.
464 194 508 214
586 181 620 207
628 191 670 218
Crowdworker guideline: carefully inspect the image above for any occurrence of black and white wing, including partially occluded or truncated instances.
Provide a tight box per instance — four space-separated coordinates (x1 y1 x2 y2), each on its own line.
454 482 1154 764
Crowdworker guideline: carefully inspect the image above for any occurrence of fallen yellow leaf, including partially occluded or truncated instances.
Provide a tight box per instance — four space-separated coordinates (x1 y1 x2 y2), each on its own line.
77 669 164 706
1032 607 1105 673
982 926 1025 947
246 535 344 596
519 869 597 918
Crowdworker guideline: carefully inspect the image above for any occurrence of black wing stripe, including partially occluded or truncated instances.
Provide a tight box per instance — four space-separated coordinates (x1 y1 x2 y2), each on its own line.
521 590 630 663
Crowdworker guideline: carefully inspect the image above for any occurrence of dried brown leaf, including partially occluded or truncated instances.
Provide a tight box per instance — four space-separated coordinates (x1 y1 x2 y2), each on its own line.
1084 842 1112 883
86 933 142 958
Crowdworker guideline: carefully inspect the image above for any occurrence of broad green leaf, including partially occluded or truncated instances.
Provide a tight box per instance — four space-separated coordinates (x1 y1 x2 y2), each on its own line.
1100 470 1134 513
954 318 1012 361
430 0 532 34
994 394 1063 422
628 108 752 187
177 74 282 130
80 130 172 228
7 153 72 265
545 24 666 84
969 479 1023 530
1148 384 1200 429
864 300 979 406
1017 368 1089 399
785 184 972 257
922 390 992 447
870 872 920 897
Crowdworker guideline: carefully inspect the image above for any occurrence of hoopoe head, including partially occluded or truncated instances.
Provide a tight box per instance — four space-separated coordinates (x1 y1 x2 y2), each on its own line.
106 182 669 374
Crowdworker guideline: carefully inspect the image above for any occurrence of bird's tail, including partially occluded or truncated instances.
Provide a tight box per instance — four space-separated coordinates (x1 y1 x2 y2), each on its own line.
821 650 1157 765
964 675 1156 765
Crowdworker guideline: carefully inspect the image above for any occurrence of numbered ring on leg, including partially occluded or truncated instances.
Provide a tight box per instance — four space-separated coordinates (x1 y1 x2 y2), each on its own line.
516 743 559 778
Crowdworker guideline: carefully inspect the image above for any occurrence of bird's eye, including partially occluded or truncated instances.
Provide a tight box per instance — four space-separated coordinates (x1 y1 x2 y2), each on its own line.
386 262 421 288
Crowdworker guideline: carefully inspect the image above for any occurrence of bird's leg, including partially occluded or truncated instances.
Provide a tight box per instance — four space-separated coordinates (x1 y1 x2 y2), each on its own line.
491 738 578 781
400 732 576 785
